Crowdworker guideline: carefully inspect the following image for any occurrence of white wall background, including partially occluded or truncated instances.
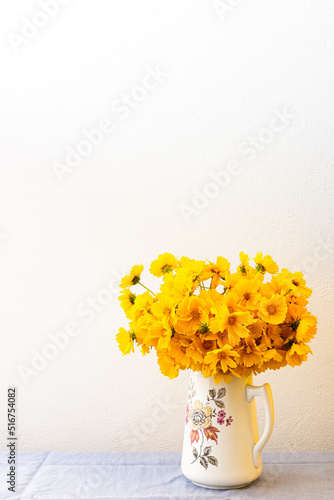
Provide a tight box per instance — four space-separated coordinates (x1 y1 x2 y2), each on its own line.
1 0 334 453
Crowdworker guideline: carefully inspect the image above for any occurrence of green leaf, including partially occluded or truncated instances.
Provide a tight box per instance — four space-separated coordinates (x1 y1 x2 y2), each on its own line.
203 446 212 456
209 389 216 399
214 400 225 408
217 388 226 399
200 457 208 469
208 456 218 467
192 447 198 459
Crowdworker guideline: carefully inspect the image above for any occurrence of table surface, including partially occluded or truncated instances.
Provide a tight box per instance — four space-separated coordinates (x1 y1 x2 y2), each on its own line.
0 451 333 499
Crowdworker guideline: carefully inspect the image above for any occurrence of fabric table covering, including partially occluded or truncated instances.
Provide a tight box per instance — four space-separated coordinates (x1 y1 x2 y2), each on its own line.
0 451 333 499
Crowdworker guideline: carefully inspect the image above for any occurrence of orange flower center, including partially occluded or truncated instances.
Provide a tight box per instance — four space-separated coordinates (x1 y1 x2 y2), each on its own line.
203 340 214 350
244 293 251 300
218 330 227 339
267 304 277 315
292 279 299 286
163 307 171 316
248 324 254 333
217 352 226 360
228 316 236 325
191 309 201 320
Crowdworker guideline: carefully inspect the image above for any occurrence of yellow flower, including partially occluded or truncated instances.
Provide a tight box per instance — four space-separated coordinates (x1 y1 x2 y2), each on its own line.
130 315 152 344
221 292 241 313
204 345 240 372
261 274 290 299
157 327 174 350
117 253 317 381
256 348 286 372
291 295 309 308
150 253 177 277
169 335 193 367
223 272 240 292
161 271 193 302
116 327 135 355
270 326 286 349
234 277 262 310
262 348 283 365
213 370 233 385
254 252 279 275
296 321 317 343
286 343 312 367
230 364 249 379
119 289 136 317
281 269 312 299
142 321 171 349
257 324 275 349
192 334 217 358
179 256 205 269
247 320 264 339
186 341 207 364
206 329 231 348
237 338 264 368
178 257 206 284
201 363 214 379
176 296 208 333
198 289 225 311
156 350 180 379
202 256 230 288
141 345 150 356
120 264 144 289
171 333 204 366
188 401 212 430
132 291 154 321
210 304 254 345
237 252 251 276
151 293 177 325
258 294 288 325
282 305 317 343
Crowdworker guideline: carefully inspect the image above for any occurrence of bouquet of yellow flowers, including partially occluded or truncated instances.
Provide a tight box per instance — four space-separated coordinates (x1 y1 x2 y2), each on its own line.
117 253 317 384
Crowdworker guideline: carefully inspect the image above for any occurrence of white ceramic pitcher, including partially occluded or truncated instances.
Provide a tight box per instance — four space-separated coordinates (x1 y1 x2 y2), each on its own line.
181 372 274 489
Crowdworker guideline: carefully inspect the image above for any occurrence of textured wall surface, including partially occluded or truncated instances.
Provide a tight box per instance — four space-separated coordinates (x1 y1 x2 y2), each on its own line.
1 0 334 453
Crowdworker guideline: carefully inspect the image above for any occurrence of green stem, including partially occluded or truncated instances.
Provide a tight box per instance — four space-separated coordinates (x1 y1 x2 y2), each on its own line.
138 282 156 295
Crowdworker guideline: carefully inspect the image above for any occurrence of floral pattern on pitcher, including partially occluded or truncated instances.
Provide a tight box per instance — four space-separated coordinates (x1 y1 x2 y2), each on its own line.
186 378 233 469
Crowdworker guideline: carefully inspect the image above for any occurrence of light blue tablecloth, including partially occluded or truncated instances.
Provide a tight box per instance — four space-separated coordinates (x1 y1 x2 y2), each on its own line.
0 451 333 499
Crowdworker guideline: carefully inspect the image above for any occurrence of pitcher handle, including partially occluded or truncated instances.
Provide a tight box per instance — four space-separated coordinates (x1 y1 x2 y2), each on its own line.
245 383 274 468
